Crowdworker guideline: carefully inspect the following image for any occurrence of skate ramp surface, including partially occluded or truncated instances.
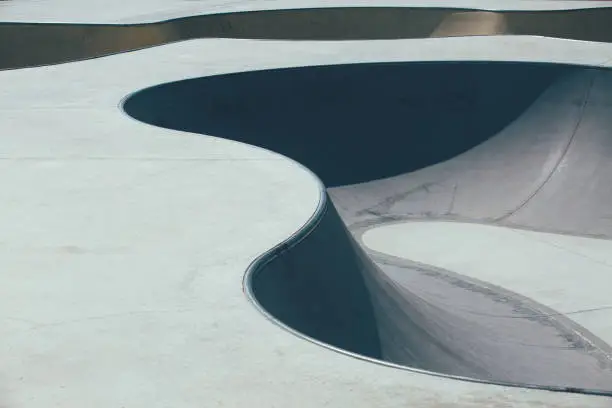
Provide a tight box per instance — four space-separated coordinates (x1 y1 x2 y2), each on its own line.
4 1 612 406
124 61 612 392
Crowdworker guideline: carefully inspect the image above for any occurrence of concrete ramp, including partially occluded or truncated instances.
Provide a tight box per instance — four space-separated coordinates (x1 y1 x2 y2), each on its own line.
124 61 612 392
334 67 612 389
337 67 612 389
332 68 612 236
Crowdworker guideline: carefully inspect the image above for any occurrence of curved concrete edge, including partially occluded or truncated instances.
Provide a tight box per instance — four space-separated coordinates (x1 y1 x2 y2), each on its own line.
244 192 382 360
5 7 612 71
244 191 612 396
122 56 612 392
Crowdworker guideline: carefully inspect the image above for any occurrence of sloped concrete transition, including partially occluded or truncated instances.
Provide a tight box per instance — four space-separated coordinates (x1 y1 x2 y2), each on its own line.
123 61 612 393
2 6 612 69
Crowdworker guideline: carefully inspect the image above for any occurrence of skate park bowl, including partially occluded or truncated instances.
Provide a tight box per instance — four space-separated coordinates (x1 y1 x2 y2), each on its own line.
4 2 612 407
3 6 612 69
123 60 612 393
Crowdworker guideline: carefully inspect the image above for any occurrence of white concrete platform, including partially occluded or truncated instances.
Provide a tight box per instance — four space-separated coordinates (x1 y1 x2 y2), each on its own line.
2 1 612 407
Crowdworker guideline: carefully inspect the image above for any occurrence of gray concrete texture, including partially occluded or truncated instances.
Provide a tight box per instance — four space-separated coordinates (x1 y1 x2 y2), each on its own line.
123 61 612 392
4 1 612 405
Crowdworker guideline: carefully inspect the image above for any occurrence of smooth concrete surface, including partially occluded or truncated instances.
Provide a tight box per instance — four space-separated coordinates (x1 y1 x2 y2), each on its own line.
125 58 612 388
362 221 612 343
3 1 612 407
329 66 612 235
327 64 612 387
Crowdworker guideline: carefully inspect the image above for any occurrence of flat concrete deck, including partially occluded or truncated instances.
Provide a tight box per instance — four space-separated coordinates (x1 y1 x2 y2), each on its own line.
2 1 612 407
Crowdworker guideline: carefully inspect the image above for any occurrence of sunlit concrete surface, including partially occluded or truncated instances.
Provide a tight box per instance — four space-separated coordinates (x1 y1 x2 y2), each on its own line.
362 221 612 345
323 55 612 388
2 0 612 407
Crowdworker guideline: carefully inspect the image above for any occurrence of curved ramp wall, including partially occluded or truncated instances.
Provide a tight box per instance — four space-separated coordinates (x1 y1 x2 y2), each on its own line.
122 60 612 391
246 195 382 360
123 61 565 186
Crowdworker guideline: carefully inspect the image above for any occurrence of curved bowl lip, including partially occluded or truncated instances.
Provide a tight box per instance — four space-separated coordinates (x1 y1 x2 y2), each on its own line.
118 58 612 398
